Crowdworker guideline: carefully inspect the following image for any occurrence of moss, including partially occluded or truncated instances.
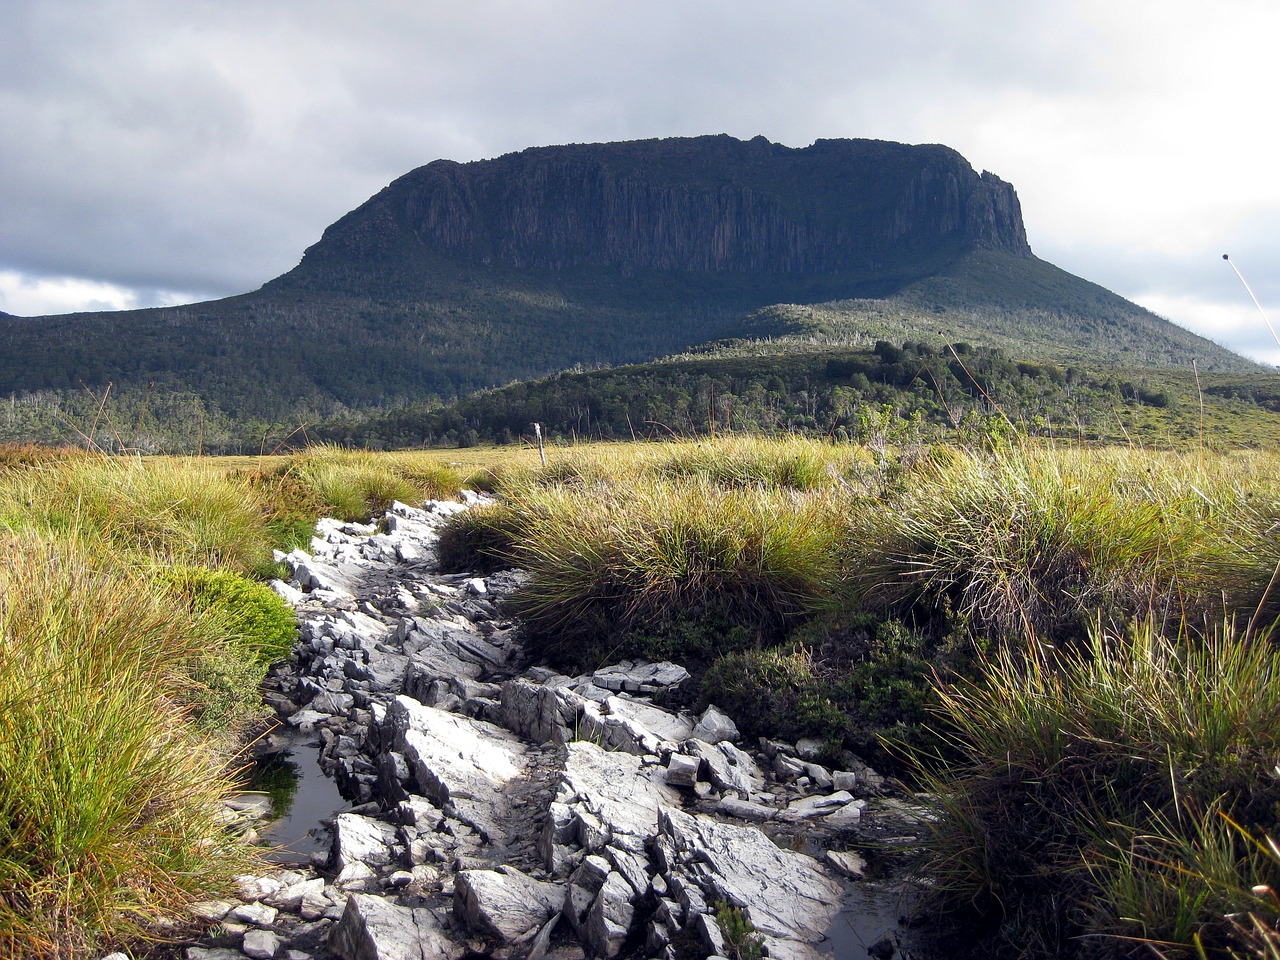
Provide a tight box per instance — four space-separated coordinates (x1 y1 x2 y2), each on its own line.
160 565 298 666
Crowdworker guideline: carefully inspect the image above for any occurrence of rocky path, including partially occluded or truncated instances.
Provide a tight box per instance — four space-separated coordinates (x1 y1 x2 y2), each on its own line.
165 496 924 960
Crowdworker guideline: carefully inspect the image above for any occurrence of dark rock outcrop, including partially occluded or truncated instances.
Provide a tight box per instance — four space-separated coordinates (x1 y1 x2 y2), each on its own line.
305 135 1030 281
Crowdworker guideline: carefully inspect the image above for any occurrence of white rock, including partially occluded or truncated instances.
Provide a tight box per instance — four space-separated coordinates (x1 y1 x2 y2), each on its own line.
659 807 843 944
187 900 236 922
454 867 563 942
691 705 739 743
242 928 282 959
824 849 868 879
780 790 856 822
228 902 277 926
665 754 701 787
385 696 529 846
584 872 636 958
330 893 462 960
333 813 397 871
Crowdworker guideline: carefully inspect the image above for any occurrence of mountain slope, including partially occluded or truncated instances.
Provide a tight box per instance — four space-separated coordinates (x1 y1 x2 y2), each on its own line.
0 135 1257 436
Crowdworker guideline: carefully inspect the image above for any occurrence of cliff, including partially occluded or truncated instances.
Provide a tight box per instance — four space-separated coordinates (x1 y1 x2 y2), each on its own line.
298 135 1030 284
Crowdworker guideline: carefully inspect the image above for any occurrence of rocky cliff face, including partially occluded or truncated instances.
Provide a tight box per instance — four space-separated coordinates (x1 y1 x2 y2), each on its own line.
305 135 1030 279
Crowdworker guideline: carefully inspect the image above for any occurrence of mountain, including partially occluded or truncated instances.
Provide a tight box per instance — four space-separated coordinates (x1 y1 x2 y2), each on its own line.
0 135 1258 447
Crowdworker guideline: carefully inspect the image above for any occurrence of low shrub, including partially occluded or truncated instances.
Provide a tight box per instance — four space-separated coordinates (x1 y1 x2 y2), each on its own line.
701 613 947 768
159 565 298 666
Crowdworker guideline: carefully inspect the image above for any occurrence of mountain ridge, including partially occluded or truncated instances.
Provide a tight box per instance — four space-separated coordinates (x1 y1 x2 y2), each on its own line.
0 135 1259 445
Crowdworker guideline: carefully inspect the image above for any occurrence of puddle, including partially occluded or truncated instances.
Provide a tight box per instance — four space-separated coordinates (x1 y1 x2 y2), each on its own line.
821 881 921 958
243 729 349 866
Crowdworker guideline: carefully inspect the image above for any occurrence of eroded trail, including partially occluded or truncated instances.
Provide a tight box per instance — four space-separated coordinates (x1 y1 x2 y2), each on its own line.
179 496 928 960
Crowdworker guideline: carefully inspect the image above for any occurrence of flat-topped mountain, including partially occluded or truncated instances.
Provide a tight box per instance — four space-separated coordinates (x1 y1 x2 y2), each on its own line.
295 135 1028 283
0 135 1257 439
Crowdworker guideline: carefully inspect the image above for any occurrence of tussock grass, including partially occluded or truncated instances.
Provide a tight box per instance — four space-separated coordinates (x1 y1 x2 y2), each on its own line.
914 620 1280 956
0 536 258 958
507 477 845 658
842 445 1275 643
0 456 272 572
272 444 464 522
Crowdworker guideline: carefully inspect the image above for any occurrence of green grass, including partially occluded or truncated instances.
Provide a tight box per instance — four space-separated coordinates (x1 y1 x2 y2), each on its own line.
911 620 1280 957
4 436 1280 957
0 535 259 958
840 444 1279 644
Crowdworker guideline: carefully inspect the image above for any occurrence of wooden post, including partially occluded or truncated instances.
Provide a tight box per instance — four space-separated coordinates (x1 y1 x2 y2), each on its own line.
534 422 547 466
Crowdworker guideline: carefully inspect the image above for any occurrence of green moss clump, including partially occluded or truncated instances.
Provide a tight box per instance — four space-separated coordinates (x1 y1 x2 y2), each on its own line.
160 566 298 666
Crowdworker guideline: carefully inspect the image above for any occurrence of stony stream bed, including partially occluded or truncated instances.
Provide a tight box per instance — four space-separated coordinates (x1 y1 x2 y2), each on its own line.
155 496 936 960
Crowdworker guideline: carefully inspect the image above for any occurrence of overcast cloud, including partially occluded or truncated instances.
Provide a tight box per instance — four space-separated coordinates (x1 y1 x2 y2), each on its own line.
3 0 1277 364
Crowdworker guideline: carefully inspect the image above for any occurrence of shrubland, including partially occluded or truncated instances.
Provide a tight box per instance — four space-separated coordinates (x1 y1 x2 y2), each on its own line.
6 431 1280 957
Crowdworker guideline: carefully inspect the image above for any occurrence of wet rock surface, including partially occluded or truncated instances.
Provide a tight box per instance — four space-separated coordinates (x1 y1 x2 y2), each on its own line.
169 495 929 960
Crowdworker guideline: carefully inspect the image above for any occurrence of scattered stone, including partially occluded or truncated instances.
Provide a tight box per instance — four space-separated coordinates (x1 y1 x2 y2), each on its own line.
590 660 690 694
188 900 236 923
229 902 278 927
665 753 701 787
780 790 856 821
242 928 282 959
179 498 918 960
691 705 739 743
715 796 776 822
824 849 868 879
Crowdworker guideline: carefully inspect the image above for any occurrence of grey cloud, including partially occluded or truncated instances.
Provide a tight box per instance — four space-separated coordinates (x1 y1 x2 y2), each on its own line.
1 0 1275 374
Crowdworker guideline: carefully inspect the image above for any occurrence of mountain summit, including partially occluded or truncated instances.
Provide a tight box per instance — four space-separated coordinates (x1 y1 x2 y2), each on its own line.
297 135 1029 283
0 135 1256 433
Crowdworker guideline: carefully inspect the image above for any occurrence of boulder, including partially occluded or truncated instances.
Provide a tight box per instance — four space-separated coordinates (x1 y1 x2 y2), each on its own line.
330 893 461 960
590 660 690 694
691 705 739 743
453 867 563 943
384 696 528 845
665 754 701 787
332 813 398 871
544 741 682 868
682 739 763 796
658 808 843 944
583 872 637 958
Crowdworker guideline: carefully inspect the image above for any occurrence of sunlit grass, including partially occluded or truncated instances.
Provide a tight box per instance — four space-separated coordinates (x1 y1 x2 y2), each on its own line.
0 535 258 958
911 619 1280 956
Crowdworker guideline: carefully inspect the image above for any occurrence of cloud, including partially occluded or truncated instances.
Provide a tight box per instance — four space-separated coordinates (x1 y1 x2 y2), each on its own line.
0 0 1277 363
0 271 200 317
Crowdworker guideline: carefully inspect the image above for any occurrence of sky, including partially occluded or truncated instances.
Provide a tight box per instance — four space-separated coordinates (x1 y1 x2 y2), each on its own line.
3 0 1278 365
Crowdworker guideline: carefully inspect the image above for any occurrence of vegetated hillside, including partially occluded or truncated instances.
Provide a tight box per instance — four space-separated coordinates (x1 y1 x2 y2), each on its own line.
0 136 1257 450
314 337 1280 451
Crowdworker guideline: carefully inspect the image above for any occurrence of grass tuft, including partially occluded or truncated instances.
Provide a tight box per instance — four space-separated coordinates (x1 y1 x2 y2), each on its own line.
0 535 259 958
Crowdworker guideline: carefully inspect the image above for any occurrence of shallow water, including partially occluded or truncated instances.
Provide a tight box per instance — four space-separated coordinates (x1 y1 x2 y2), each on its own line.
245 730 349 866
821 881 922 958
